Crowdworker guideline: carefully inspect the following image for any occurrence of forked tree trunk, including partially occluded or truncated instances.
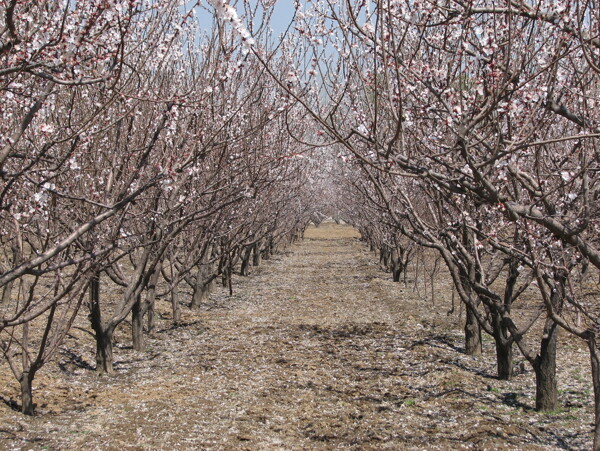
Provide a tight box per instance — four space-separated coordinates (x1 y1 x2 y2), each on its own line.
465 305 482 355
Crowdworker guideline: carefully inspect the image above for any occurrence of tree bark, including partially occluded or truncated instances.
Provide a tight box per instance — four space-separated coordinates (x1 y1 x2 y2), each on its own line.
89 274 114 374
262 237 273 261
19 371 34 415
252 241 262 267
95 327 115 374
240 245 252 276
132 295 144 351
191 245 213 309
491 309 513 380
146 299 155 332
534 318 558 411
391 249 402 282
145 261 162 332
171 283 180 324
587 334 600 451
191 271 211 309
465 305 482 355
494 334 513 380
1 279 13 304
379 248 389 270
222 266 230 288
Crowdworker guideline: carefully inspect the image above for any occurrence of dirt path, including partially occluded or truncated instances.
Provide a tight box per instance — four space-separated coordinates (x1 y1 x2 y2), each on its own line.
0 223 593 450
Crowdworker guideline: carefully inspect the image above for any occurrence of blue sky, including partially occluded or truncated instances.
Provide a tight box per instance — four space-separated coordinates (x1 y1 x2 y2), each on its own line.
192 0 298 39
269 0 297 37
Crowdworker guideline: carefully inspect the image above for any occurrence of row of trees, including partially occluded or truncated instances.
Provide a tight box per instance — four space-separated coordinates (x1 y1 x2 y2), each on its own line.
0 0 318 415
260 0 599 448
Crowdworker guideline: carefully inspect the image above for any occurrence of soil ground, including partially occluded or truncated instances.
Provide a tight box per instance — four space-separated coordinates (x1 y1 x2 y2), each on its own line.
0 222 595 450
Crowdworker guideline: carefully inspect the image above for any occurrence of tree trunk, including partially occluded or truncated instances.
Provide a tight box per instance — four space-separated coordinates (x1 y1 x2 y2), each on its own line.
19 371 34 415
171 283 181 324
534 318 558 411
191 245 213 309
145 261 162 332
89 274 115 374
465 305 482 355
262 238 272 261
391 249 401 282
379 248 388 270
494 334 513 380
1 279 13 304
460 228 483 356
252 241 262 267
491 310 513 380
191 270 211 309
534 270 564 411
132 295 144 352
240 245 252 276
95 326 114 374
222 267 229 288
587 334 600 451
146 300 155 332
